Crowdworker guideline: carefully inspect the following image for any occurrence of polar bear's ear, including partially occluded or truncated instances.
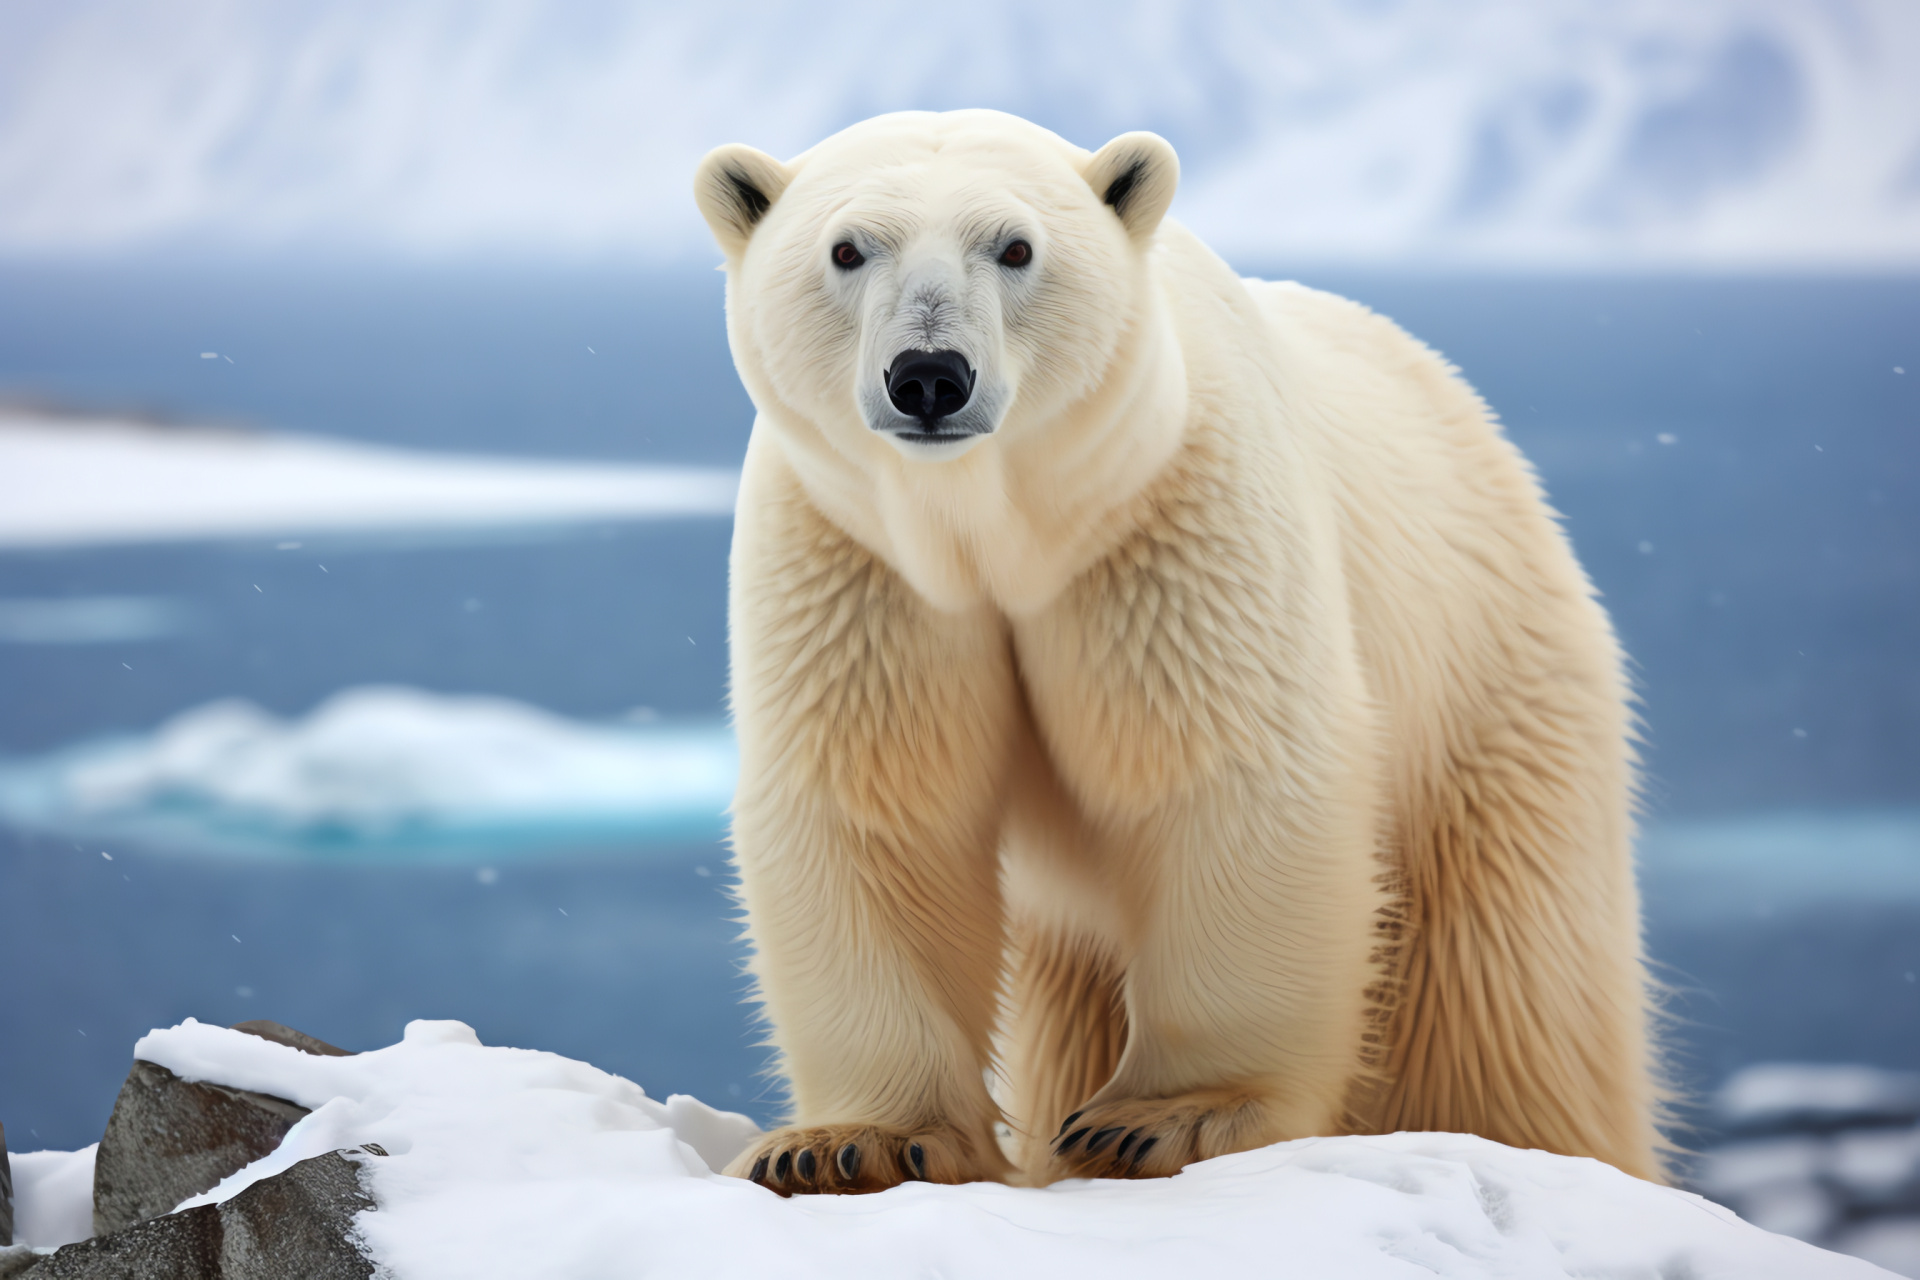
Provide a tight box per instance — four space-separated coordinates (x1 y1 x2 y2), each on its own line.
1084 132 1179 242
694 144 794 258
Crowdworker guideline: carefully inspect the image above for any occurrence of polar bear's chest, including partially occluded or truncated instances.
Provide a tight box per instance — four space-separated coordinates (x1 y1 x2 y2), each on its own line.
781 438 1146 617
869 477 1091 616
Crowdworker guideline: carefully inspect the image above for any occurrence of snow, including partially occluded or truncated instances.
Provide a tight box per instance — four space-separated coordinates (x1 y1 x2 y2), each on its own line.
1839 1222 1920 1280
0 411 737 549
6 1145 97 1249
9 1021 1899 1273
8 1019 1856 1277
1 1 1917 270
0 687 736 859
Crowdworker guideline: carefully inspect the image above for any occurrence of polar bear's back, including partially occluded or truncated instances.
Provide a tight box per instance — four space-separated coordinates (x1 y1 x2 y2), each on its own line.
1241 276 1629 794
1242 278 1660 1176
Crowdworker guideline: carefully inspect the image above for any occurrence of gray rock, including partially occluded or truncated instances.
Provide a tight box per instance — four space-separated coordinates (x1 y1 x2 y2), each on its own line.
0 1246 42 1280
225 1024 351 1060
3 1118 14 1246
24 1151 375 1280
92 1022 355 1237
91 1063 309 1240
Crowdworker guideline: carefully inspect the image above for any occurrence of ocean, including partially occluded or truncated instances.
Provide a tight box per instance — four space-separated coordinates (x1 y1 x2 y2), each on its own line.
0 260 1915 1150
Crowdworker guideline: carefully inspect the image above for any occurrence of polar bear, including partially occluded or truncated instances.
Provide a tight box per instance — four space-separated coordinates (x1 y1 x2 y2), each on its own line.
694 110 1662 1195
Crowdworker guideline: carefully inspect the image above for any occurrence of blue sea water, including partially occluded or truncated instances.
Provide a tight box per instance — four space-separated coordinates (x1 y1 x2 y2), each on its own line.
0 261 1916 1151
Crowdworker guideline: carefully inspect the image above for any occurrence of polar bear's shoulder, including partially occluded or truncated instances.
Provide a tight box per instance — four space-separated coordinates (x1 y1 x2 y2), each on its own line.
1236 276 1503 454
1239 278 1445 381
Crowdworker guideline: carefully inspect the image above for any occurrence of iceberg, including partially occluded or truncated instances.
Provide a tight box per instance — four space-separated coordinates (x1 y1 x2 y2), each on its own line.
0 686 736 859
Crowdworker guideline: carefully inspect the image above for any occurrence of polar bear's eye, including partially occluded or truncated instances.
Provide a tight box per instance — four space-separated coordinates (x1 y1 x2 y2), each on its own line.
832 242 865 269
999 240 1032 268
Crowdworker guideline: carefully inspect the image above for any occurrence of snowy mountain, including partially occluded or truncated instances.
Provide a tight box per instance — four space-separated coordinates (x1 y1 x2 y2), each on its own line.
1 0 1916 269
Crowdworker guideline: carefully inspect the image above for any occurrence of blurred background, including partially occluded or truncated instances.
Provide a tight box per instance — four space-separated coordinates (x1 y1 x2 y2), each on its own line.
0 0 1916 1267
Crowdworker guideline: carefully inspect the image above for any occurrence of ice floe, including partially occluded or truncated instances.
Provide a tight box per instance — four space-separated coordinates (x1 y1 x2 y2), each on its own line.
0 411 736 549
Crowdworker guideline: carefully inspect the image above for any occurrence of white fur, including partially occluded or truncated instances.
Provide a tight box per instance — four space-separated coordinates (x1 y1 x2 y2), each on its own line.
697 110 1660 1194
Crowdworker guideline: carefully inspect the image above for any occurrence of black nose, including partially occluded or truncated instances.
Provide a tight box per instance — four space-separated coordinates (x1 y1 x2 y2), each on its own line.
885 350 974 422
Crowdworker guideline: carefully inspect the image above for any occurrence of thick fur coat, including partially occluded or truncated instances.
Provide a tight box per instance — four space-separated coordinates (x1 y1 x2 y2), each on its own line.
693 110 1662 1194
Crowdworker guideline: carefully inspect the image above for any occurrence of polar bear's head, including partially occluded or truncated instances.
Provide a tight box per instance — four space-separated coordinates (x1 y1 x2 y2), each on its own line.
694 111 1178 464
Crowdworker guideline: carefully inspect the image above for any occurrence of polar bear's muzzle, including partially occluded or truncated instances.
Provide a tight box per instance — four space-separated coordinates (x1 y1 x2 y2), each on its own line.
869 347 1000 451
884 350 975 426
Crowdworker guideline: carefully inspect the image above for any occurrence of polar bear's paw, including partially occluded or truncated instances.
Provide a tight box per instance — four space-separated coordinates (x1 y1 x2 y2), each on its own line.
1046 1088 1270 1181
724 1122 991 1196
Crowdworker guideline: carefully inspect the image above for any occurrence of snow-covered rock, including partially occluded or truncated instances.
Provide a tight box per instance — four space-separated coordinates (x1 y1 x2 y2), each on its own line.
92 1059 313 1237
5 1018 1885 1278
26 1149 377 1280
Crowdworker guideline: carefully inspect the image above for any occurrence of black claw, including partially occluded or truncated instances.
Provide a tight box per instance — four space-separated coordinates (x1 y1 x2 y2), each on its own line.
1115 1130 1138 1159
749 1154 769 1183
796 1148 817 1181
773 1150 792 1182
1057 1126 1093 1155
907 1142 927 1180
1131 1136 1158 1167
1056 1110 1084 1137
837 1143 861 1180
1085 1126 1124 1155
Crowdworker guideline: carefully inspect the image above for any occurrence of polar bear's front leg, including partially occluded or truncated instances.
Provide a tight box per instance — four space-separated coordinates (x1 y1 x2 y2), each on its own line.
1035 764 1386 1182
1013 461 1387 1183
723 449 1018 1194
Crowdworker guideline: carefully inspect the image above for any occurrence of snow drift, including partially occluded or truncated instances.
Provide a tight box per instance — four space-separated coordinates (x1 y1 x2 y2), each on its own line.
5 1019 1894 1276
1 0 1917 269
5 1145 98 1252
